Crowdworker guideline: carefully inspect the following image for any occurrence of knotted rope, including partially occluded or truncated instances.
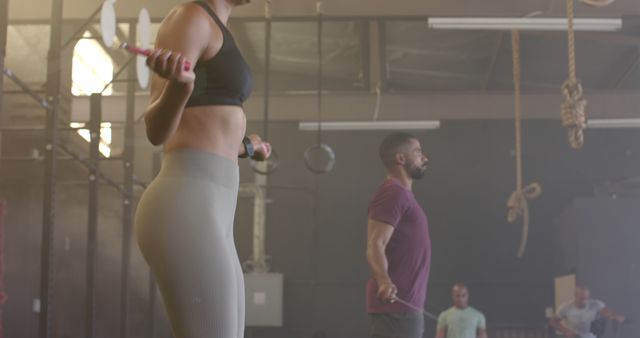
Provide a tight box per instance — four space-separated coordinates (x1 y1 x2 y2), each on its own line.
508 30 542 258
561 0 587 150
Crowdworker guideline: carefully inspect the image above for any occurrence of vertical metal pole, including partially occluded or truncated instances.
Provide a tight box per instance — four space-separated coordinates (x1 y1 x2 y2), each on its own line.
148 273 156 338
0 0 9 136
262 5 271 141
120 23 136 338
378 19 388 92
0 200 7 338
39 0 63 336
85 93 101 338
366 19 379 93
315 4 323 147
148 151 162 338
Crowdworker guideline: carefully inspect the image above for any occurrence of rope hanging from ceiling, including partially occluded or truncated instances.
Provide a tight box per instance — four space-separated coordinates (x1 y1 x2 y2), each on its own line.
561 0 588 150
507 30 542 258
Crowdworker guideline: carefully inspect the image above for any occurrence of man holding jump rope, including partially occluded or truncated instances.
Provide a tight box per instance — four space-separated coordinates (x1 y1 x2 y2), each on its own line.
366 132 432 338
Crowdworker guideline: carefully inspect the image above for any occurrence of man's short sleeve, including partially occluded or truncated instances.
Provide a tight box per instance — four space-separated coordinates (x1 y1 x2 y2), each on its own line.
593 300 606 312
437 310 448 329
556 303 570 319
477 312 487 330
368 184 409 227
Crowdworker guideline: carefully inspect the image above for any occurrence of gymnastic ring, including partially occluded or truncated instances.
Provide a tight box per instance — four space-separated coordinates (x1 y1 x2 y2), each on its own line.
304 144 335 174
251 148 280 175
580 0 615 7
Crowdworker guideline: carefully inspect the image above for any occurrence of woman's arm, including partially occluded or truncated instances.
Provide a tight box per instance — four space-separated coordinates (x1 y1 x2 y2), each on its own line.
143 4 218 145
239 134 272 161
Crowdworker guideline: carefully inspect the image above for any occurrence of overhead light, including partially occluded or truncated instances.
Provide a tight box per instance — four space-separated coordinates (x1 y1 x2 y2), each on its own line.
586 118 640 129
427 17 622 32
298 120 441 131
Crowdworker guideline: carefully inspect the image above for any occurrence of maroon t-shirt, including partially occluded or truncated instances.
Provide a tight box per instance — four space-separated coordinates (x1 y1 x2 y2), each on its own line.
366 178 431 313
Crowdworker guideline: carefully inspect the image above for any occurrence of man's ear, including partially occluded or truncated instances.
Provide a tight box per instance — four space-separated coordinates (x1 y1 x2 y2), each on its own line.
395 152 406 166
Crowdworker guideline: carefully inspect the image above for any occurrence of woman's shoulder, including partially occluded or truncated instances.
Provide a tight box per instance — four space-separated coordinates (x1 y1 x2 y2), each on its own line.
157 2 214 41
163 2 212 27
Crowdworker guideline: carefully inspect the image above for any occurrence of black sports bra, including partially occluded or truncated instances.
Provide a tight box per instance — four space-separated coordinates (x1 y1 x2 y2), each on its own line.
185 1 253 107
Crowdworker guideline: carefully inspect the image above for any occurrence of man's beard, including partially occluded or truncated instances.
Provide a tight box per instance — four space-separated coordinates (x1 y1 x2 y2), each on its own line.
405 162 427 180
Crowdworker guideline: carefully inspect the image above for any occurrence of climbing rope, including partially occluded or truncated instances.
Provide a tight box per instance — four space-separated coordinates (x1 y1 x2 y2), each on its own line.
508 31 542 258
561 0 587 150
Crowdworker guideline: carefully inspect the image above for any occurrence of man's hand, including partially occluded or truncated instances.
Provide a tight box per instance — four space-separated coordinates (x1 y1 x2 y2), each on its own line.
376 280 397 303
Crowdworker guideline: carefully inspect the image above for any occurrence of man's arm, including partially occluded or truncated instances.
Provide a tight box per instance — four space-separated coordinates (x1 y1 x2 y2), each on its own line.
600 306 625 323
477 313 488 338
549 315 577 338
436 312 447 338
366 219 396 302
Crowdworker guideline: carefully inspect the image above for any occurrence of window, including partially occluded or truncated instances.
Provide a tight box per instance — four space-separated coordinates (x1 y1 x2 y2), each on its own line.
69 122 112 158
72 32 114 96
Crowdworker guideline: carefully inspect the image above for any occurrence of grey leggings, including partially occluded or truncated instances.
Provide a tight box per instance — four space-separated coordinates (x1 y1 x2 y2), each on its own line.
135 149 244 338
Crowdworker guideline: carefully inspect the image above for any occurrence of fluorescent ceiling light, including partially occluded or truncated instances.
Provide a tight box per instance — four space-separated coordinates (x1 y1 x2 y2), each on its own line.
427 17 622 32
299 120 441 131
586 118 640 129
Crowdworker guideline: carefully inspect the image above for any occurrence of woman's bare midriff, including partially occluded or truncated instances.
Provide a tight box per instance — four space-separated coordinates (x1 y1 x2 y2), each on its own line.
163 105 247 161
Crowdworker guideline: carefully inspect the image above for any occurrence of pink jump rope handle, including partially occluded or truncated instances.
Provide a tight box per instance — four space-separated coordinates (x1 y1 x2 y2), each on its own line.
123 44 192 72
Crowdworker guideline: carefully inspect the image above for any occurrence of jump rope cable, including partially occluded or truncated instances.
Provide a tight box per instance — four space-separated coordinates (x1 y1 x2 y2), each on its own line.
391 296 439 321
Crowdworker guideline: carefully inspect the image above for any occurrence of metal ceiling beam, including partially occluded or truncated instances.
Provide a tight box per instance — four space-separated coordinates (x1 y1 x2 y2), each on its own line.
246 91 640 121
526 30 640 47
9 0 640 20
70 91 640 122
583 32 640 46
391 67 482 80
